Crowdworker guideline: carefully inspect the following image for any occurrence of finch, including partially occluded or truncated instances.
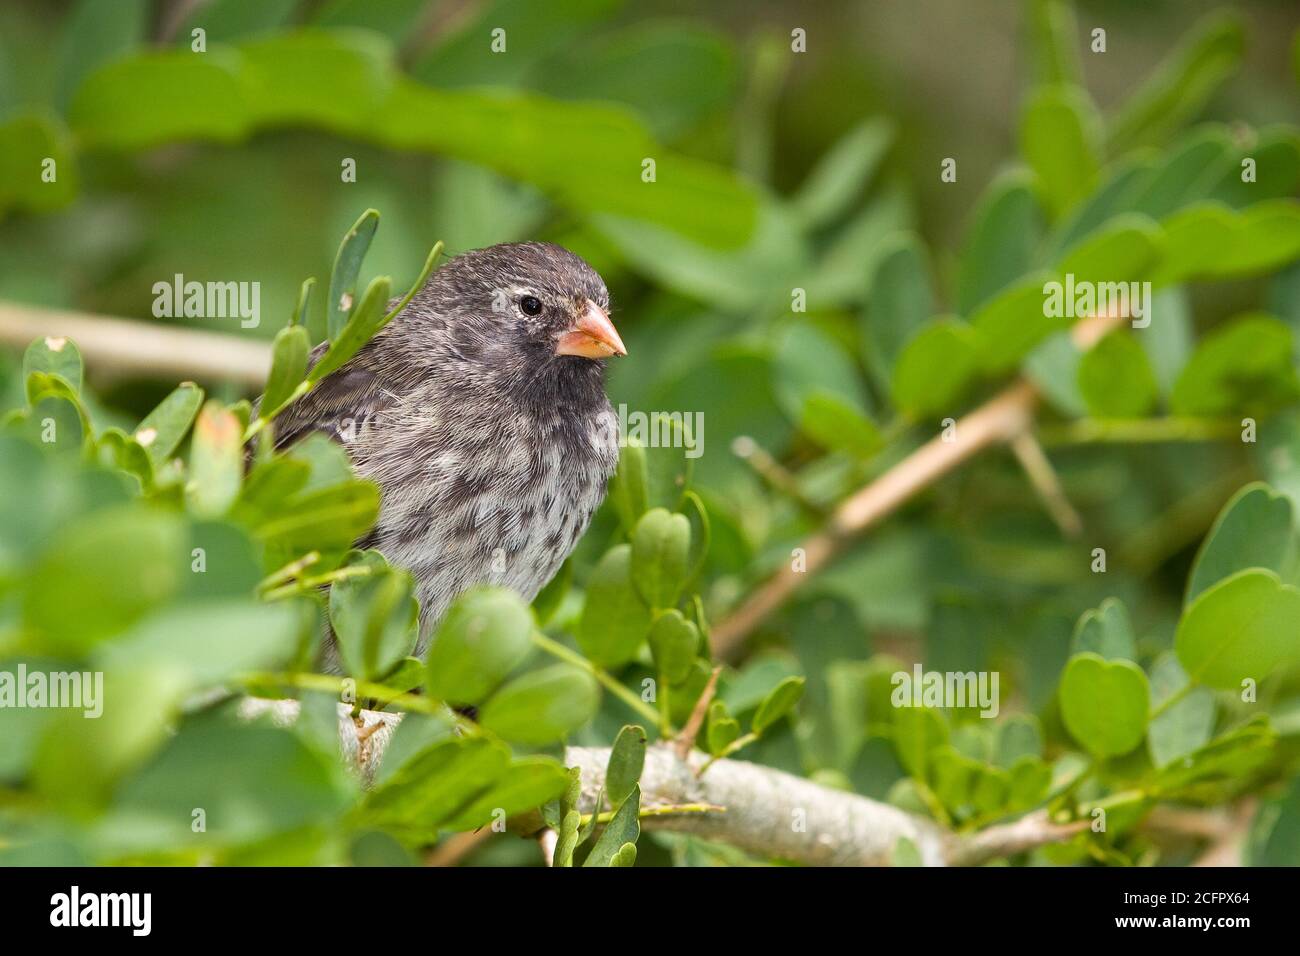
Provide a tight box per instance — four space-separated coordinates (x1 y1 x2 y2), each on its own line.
270 241 626 668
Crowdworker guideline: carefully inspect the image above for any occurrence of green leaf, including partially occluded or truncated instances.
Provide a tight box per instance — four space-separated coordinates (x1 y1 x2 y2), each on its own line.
609 441 649 533
1007 756 1052 809
23 337 82 394
413 0 619 88
605 725 647 807
1058 652 1149 758
752 676 806 735
1187 482 1292 605
1024 332 1086 416
1211 126 1300 208
134 383 205 466
378 78 757 249
312 275 392 385
375 657 425 696
706 701 741 756
577 544 652 668
69 49 248 149
186 402 243 518
23 506 185 654
534 22 735 140
892 706 948 781
531 557 572 628
1151 717 1274 796
1139 288 1193 395
1176 569 1300 691
1108 11 1245 153
891 319 979 416
1077 331 1158 419
103 710 352 849
362 736 508 830
956 170 1041 315
262 325 310 414
177 0 298 43
863 233 935 385
791 117 893 229
479 664 599 745
55 0 149 109
1170 313 1299 416
1027 0 1081 85
330 554 419 684
312 0 431 42
62 32 757 248
647 610 699 685
973 216 1162 372
425 586 534 706
96 428 155 490
1248 777 1300 866
609 843 637 867
1209 201 1300 279
0 114 77 214
1046 156 1155 261
99 598 304 691
326 208 380 340
798 392 882 460
1126 126 1234 220
993 715 1043 768
441 757 570 832
23 373 91 442
555 809 581 867
291 277 315 327
583 784 640 867
773 321 870 427
1147 652 1215 768
630 508 691 610
1071 598 1136 662
1019 84 1101 220
254 480 381 554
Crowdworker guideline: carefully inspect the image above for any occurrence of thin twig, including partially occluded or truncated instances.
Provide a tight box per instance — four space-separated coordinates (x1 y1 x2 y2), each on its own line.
538 828 558 867
1009 431 1083 537
0 301 271 387
674 666 721 760
711 381 1041 659
710 310 1130 660
425 829 493 867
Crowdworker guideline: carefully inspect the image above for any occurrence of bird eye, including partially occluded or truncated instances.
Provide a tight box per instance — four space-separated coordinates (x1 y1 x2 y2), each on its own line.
519 295 543 316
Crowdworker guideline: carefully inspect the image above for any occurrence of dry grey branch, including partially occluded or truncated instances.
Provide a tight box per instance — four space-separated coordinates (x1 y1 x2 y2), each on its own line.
240 698 1086 867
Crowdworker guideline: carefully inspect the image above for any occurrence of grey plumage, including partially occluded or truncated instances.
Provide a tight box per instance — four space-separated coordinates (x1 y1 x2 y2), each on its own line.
271 242 622 666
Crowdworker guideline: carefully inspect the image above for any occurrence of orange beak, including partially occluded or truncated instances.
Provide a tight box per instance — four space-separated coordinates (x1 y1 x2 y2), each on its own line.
555 301 627 359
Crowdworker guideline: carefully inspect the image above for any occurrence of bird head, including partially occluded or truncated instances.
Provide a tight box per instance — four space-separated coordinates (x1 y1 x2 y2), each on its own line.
416 240 624 372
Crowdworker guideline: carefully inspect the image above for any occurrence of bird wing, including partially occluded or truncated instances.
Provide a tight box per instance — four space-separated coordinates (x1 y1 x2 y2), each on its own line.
268 340 399 451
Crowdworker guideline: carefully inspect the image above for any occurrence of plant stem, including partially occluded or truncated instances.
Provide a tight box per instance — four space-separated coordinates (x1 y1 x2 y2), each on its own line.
236 671 474 732
257 550 321 591
578 802 726 826
1039 417 1240 446
530 632 661 726
1149 681 1195 722
260 563 376 601
698 732 759 775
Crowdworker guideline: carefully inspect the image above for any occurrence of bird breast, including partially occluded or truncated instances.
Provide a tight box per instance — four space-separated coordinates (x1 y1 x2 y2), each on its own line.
348 396 619 654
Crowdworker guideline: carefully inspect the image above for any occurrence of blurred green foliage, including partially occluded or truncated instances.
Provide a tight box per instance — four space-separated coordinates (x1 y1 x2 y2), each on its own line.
1 0 1300 866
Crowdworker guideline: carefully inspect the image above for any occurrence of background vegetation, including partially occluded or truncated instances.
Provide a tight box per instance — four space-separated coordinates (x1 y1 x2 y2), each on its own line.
1 0 1299 866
